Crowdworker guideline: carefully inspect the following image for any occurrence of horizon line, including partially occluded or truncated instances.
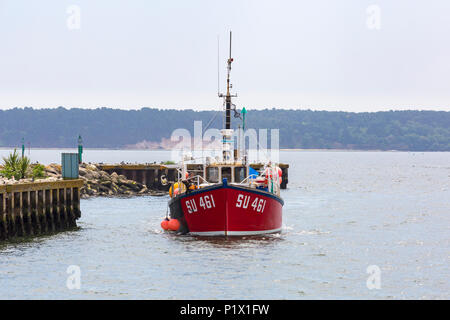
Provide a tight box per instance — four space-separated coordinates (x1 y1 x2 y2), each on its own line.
1 106 449 113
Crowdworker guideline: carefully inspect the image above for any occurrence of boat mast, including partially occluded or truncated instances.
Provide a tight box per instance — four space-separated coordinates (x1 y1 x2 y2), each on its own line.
219 31 236 163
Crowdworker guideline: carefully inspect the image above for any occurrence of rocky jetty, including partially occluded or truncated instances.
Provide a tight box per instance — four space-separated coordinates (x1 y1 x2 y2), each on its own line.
0 163 167 199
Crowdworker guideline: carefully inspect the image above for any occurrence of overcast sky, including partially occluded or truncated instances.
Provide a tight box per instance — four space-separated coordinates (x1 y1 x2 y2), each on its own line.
0 0 449 112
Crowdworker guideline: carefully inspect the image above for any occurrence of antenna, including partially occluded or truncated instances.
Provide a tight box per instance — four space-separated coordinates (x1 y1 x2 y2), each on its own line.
226 31 233 97
217 35 220 96
229 31 232 60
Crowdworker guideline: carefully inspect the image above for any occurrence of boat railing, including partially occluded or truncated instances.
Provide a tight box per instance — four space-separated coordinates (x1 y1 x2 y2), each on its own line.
237 175 258 185
237 166 281 196
186 175 210 187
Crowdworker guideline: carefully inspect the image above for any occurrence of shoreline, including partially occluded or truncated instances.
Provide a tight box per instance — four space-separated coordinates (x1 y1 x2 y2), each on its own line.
0 147 447 153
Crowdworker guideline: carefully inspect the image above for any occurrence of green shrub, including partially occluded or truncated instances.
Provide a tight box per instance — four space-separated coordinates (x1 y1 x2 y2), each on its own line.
19 156 31 179
32 164 46 179
0 149 31 180
1 149 21 179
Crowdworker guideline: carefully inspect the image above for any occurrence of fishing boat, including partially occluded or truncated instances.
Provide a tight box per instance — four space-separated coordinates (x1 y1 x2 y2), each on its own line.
161 32 284 236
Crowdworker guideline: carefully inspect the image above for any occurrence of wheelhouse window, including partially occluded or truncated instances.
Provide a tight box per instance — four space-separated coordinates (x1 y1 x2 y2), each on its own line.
234 167 246 183
206 167 219 183
221 167 232 183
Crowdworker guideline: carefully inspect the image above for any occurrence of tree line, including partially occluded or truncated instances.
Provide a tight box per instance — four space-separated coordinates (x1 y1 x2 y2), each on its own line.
0 107 449 151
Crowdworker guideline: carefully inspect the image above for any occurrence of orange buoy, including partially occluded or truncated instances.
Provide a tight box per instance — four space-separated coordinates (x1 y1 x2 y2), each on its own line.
168 219 180 231
161 219 169 230
277 167 282 184
169 182 187 198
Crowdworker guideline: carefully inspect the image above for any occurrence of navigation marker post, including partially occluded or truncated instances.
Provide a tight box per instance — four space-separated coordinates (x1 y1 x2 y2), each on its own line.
78 135 83 164
21 138 25 158
241 107 247 131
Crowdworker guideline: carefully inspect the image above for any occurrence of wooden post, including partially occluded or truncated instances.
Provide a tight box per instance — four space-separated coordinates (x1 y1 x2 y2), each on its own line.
18 192 25 236
27 191 33 236
73 187 81 219
62 188 69 228
68 187 75 227
9 192 16 237
46 189 55 232
55 188 61 230
142 170 147 187
0 194 6 240
33 190 41 235
38 190 48 233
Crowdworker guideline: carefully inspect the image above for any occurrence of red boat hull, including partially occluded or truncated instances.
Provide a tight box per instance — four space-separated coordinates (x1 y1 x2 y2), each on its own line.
169 182 283 236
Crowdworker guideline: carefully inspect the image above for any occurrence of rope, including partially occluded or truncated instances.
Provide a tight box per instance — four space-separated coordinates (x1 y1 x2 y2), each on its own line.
203 109 222 135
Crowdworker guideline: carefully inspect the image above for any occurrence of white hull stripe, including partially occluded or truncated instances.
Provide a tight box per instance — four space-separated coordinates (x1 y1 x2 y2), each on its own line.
189 228 282 236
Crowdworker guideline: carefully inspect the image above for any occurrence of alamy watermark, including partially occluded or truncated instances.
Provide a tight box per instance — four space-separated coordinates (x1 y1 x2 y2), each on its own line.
169 121 280 164
66 265 81 290
67 5 81 30
366 265 381 290
366 4 381 30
